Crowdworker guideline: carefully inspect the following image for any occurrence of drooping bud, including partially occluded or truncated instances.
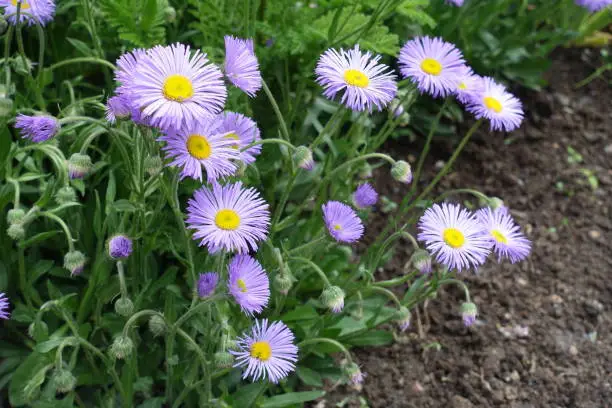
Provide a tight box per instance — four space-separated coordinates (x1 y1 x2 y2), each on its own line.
144 155 163 177
391 160 412 184
13 56 34 75
293 146 315 171
52 369 77 393
114 297 134 317
214 351 234 368
7 223 25 240
164 6 177 22
396 306 411 332
7 208 26 225
460 302 477 327
28 320 49 341
107 234 133 260
344 362 366 385
148 315 166 337
0 97 13 118
487 196 505 210
55 186 77 204
110 335 134 359
358 162 373 179
63 250 86 276
273 272 293 295
321 286 345 313
409 249 432 275
67 153 93 179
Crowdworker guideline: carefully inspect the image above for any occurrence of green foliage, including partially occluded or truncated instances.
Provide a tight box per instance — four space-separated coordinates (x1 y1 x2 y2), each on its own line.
99 0 169 47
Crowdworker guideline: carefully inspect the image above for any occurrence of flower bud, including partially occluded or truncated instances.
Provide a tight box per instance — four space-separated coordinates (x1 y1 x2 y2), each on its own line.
214 351 234 368
64 250 86 276
13 56 34 75
110 335 134 359
7 208 26 225
391 160 412 184
321 286 345 313
273 272 293 295
55 186 77 204
144 155 163 177
345 362 366 385
28 320 49 341
148 315 166 337
396 306 411 332
0 97 13 118
107 234 133 260
487 196 505 210
409 249 432 275
7 223 25 240
114 297 134 317
197 272 219 298
358 162 373 179
52 368 76 393
293 146 315 170
460 302 477 327
67 153 93 179
164 6 176 22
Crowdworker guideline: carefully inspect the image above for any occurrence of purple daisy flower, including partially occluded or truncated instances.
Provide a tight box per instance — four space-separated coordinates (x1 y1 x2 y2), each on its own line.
105 95 131 123
352 183 378 209
0 0 55 26
224 36 262 97
107 234 133 260
466 76 523 132
476 206 531 263
446 0 464 5
197 272 219 298
129 43 227 131
231 319 298 383
0 292 10 320
417 203 491 272
228 254 270 315
186 182 270 253
399 36 466 98
15 114 60 142
114 49 147 89
322 201 364 243
454 65 481 105
315 45 397 112
575 0 612 11
216 111 262 165
158 120 238 182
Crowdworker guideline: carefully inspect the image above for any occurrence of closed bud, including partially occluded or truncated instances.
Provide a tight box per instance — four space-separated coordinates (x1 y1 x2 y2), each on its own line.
64 250 86 276
321 286 345 313
7 223 25 240
273 272 293 295
293 146 315 171
55 186 77 204
110 335 134 359
164 6 176 22
7 208 26 225
358 162 373 179
148 315 166 337
391 160 412 184
52 368 76 393
67 153 93 179
460 302 477 327
144 155 163 177
107 234 133 260
28 320 49 340
214 351 234 368
344 362 365 385
487 197 505 210
13 56 34 75
396 306 411 332
0 97 13 117
114 297 134 317
409 249 432 275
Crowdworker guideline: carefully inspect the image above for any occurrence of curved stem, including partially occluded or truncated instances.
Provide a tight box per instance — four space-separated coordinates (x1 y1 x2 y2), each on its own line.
298 338 352 362
434 188 489 203
7 177 20 207
175 328 208 372
289 256 331 287
374 272 416 288
122 310 163 337
59 116 111 128
440 278 471 302
262 80 291 141
75 337 126 404
320 153 396 189
400 231 419 250
242 137 296 152
48 57 116 72
368 286 402 308
173 295 223 330
40 212 75 251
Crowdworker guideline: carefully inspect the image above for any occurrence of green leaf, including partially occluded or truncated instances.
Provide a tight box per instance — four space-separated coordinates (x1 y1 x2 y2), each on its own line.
231 382 267 407
296 366 323 387
9 352 52 406
28 260 55 284
262 391 326 408
105 170 116 215
342 330 394 346
280 305 319 321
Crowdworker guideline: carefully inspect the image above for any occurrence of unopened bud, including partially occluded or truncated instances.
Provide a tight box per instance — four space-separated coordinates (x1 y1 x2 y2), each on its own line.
321 286 345 313
52 369 76 393
344 362 366 385
7 208 25 225
273 272 293 295
107 234 133 260
293 146 315 171
7 223 25 240
148 315 166 337
396 306 411 332
164 6 176 22
0 97 13 117
55 186 77 204
358 162 373 179
28 320 49 341
487 196 505 210
64 250 86 276
391 160 412 184
13 56 34 75
460 302 477 327
144 155 163 177
409 249 432 275
110 335 134 359
67 153 93 179
214 351 234 368
114 297 134 317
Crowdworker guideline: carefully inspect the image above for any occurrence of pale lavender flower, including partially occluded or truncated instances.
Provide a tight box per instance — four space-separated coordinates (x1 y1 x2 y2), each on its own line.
0 293 10 320
454 65 481 104
0 0 55 26
315 45 397 112
322 201 364 243
352 183 378 209
129 43 226 131
197 272 219 298
105 95 131 123
575 0 612 11
228 254 270 315
476 206 531 263
399 36 466 98
15 114 59 142
107 235 133 260
466 76 523 132
158 120 238 182
224 36 262 97
231 319 298 383
417 203 491 272
447 0 464 5
186 182 270 253
216 111 261 165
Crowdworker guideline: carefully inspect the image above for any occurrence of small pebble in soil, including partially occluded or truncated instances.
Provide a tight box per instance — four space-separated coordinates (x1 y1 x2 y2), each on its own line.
435 160 445 170
549 294 564 304
412 381 424 394
569 344 578 356
583 298 604 316
588 230 601 240
517 277 528 286
604 144 612 155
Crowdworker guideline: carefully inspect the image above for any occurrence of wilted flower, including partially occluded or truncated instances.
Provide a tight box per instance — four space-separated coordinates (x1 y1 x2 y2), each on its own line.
0 292 10 320
216 111 262 165
315 45 397 112
224 36 262 97
228 255 270 316
15 114 60 142
391 160 412 184
107 234 133 260
0 0 56 26
399 37 466 98
67 153 93 179
186 182 270 253
321 285 345 313
352 183 378 209
293 145 315 170
231 319 298 383
322 201 364 243
63 250 86 275
476 206 531 263
460 302 477 327
466 77 523 132
417 203 491 272
105 95 131 123
197 272 219 298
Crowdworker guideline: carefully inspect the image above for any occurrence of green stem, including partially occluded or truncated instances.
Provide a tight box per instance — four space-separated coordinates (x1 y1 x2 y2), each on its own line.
434 188 489 203
116 261 128 300
40 212 75 251
289 257 331 286
15 18 45 110
7 177 20 207
18 246 31 307
122 310 163 337
47 57 116 72
175 328 208 374
242 138 296 152
309 108 345 150
440 278 471 302
262 80 291 141
173 295 223 330
271 170 297 227
298 338 352 362
368 286 402 308
3 24 14 88
288 235 326 255
322 153 396 186
374 272 416 288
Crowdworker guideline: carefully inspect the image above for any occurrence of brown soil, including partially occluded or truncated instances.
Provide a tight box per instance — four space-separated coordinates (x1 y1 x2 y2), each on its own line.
322 49 612 408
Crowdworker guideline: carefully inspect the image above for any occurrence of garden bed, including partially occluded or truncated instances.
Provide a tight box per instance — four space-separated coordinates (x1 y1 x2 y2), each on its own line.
324 49 612 407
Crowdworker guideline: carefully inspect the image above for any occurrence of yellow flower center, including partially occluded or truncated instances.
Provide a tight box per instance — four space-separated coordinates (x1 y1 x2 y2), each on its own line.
236 278 248 293
250 341 272 361
186 134 212 159
163 74 194 102
420 58 442 76
224 132 241 150
458 82 467 90
484 96 503 113
443 228 465 249
333 224 342 231
344 69 369 88
491 229 508 244
11 0 30 9
215 209 241 230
